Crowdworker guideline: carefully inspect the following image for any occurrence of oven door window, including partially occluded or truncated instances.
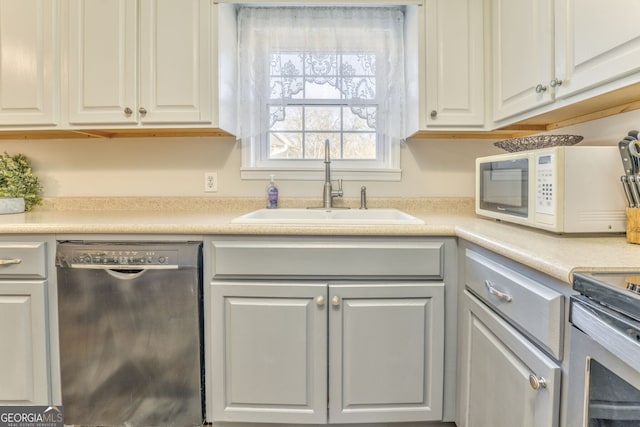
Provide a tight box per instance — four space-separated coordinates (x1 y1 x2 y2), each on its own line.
588 358 640 426
479 158 529 217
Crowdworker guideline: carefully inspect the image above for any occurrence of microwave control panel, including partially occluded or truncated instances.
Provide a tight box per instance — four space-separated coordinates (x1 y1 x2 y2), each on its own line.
535 153 555 215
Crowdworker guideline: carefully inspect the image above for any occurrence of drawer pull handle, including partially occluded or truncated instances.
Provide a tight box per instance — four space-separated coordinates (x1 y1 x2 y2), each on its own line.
0 258 21 266
484 280 512 302
316 296 325 306
529 374 547 390
331 296 340 307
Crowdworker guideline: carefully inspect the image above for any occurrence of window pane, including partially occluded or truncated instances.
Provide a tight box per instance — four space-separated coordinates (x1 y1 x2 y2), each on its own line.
269 132 303 159
305 53 338 78
305 133 341 159
270 106 303 131
304 80 341 99
305 106 341 131
344 107 375 131
341 53 376 76
271 53 303 76
265 49 383 164
343 133 377 159
270 77 304 100
342 76 376 100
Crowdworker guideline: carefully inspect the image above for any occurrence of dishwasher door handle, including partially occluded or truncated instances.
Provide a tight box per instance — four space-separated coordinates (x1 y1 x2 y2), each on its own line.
105 269 148 280
69 264 179 270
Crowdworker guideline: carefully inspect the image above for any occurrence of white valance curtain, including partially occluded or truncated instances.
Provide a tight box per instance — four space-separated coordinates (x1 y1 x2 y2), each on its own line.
236 6 406 142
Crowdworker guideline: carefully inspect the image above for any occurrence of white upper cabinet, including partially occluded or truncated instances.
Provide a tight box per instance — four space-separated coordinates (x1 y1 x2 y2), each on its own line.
424 0 485 128
0 0 58 126
66 0 212 126
490 0 554 122
66 0 136 125
554 0 640 99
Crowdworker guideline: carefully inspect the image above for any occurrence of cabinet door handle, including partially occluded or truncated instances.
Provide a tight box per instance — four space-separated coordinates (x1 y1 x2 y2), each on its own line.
484 280 512 302
124 107 133 115
535 84 548 94
331 296 340 307
0 258 21 266
430 110 438 118
315 295 325 306
550 78 563 88
139 107 147 115
529 374 547 390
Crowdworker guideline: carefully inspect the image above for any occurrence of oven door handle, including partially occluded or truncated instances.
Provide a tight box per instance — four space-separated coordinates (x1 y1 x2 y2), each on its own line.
571 297 640 373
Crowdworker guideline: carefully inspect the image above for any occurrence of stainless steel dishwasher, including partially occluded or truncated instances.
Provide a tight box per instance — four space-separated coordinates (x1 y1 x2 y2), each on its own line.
56 241 204 427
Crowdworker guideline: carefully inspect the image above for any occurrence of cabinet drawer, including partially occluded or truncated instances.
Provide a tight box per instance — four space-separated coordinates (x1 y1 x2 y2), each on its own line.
211 238 443 279
464 249 564 359
0 242 46 279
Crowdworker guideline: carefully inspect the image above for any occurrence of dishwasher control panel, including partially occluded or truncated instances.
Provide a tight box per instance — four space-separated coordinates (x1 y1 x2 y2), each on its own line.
71 249 178 267
56 242 201 270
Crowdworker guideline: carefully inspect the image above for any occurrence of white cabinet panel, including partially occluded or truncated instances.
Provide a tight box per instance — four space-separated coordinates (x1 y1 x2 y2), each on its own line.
0 0 57 126
66 0 211 126
67 0 136 124
425 0 484 127
491 0 554 121
0 281 49 405
554 0 640 98
138 0 211 124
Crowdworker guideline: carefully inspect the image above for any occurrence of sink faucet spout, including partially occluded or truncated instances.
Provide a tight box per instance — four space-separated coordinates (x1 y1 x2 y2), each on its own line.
322 139 343 208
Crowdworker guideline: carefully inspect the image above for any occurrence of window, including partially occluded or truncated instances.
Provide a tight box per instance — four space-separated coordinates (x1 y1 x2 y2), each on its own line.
237 6 406 181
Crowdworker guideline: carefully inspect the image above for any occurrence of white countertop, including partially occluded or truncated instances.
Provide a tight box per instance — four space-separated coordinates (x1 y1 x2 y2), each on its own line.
1 197 639 284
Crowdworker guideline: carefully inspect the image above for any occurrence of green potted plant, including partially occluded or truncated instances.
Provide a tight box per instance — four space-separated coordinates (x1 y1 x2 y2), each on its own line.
0 152 43 213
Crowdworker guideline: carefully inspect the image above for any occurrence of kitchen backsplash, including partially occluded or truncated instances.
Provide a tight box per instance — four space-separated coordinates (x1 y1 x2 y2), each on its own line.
2 109 639 200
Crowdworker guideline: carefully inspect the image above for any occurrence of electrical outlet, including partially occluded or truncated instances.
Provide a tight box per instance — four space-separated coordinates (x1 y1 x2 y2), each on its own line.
204 172 218 192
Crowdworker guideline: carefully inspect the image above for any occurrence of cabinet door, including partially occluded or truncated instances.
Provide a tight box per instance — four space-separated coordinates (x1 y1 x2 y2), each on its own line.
0 281 49 405
0 0 57 126
554 0 640 99
328 283 445 423
210 282 327 424
67 0 137 124
491 0 554 121
138 0 211 124
457 291 560 427
425 0 484 127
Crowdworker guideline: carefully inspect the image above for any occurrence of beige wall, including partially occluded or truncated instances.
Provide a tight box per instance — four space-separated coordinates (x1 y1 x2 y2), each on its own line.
3 109 640 199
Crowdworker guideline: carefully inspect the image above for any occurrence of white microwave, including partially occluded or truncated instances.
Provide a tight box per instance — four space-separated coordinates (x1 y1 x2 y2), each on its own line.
476 146 626 233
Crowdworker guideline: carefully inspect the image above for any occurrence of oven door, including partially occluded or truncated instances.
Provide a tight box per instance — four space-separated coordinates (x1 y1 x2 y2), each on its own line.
567 296 640 427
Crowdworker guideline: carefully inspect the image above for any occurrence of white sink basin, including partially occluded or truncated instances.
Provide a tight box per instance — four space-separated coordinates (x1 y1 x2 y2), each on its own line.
231 208 424 225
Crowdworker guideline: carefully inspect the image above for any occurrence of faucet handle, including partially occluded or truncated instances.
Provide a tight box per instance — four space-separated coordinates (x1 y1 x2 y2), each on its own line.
332 179 344 198
360 186 367 210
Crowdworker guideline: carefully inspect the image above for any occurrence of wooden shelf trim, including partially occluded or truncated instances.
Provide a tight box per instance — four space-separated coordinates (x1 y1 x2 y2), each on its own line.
0 128 235 140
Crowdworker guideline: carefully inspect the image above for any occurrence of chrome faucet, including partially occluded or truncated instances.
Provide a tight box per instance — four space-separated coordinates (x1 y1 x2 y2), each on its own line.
322 139 343 208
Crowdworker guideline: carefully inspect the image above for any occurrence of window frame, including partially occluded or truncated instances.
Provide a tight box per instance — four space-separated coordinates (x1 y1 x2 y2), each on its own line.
239 8 403 181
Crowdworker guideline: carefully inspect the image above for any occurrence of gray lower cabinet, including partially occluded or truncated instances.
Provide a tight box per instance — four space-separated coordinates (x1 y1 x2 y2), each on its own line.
211 281 444 424
0 241 50 405
211 282 327 424
457 290 560 427
457 244 563 427
328 283 444 424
